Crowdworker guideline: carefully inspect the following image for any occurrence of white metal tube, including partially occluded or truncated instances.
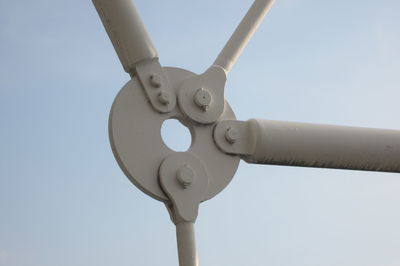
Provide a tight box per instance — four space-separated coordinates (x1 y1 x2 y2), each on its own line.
244 120 400 172
176 222 198 266
213 0 275 73
92 0 158 76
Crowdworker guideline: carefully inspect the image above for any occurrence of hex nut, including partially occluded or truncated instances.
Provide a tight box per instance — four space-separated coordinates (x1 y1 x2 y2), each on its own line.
150 74 162 88
176 165 195 189
158 90 170 105
193 88 212 111
225 127 239 144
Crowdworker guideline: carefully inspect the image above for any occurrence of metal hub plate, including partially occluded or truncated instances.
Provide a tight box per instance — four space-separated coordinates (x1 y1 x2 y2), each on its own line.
109 67 240 201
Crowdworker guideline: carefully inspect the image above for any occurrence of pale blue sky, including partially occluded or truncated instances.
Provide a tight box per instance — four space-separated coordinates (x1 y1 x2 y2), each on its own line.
1 0 400 266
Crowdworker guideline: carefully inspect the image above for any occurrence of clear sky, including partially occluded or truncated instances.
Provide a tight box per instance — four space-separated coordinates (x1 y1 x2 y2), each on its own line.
1 0 400 266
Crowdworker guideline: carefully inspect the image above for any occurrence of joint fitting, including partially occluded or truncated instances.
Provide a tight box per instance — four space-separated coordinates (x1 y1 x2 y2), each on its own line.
194 88 212 111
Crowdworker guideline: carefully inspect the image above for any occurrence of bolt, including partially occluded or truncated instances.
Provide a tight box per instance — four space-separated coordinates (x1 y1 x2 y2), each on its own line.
150 74 162 88
225 127 239 144
176 165 195 189
193 88 212 111
158 90 170 105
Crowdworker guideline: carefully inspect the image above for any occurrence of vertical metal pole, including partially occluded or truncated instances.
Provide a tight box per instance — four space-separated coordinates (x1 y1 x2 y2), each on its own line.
213 0 275 73
93 0 158 76
176 222 198 266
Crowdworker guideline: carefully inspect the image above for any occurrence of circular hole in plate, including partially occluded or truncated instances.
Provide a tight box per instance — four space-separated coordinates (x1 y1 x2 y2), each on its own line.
161 119 192 152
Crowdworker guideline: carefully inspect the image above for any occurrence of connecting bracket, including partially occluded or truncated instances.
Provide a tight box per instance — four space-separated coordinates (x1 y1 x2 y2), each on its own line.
178 66 226 124
135 58 176 113
214 120 255 156
158 152 209 223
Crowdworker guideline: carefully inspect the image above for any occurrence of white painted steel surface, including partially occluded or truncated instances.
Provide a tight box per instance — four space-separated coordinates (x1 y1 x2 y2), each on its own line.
92 0 157 75
109 67 240 202
214 0 275 73
91 0 400 265
244 120 400 172
176 222 198 266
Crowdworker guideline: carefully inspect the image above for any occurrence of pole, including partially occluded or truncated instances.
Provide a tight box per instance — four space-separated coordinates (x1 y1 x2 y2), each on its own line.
244 119 400 172
92 0 158 76
176 222 198 266
213 0 275 73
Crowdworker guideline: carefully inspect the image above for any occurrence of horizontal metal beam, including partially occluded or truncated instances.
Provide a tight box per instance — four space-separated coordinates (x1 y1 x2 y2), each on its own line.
214 120 400 173
93 0 158 76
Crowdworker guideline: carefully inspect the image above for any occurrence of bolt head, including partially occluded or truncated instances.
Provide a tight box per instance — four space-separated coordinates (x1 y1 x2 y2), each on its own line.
194 88 212 111
150 74 162 88
225 127 239 144
176 165 195 189
158 90 170 105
